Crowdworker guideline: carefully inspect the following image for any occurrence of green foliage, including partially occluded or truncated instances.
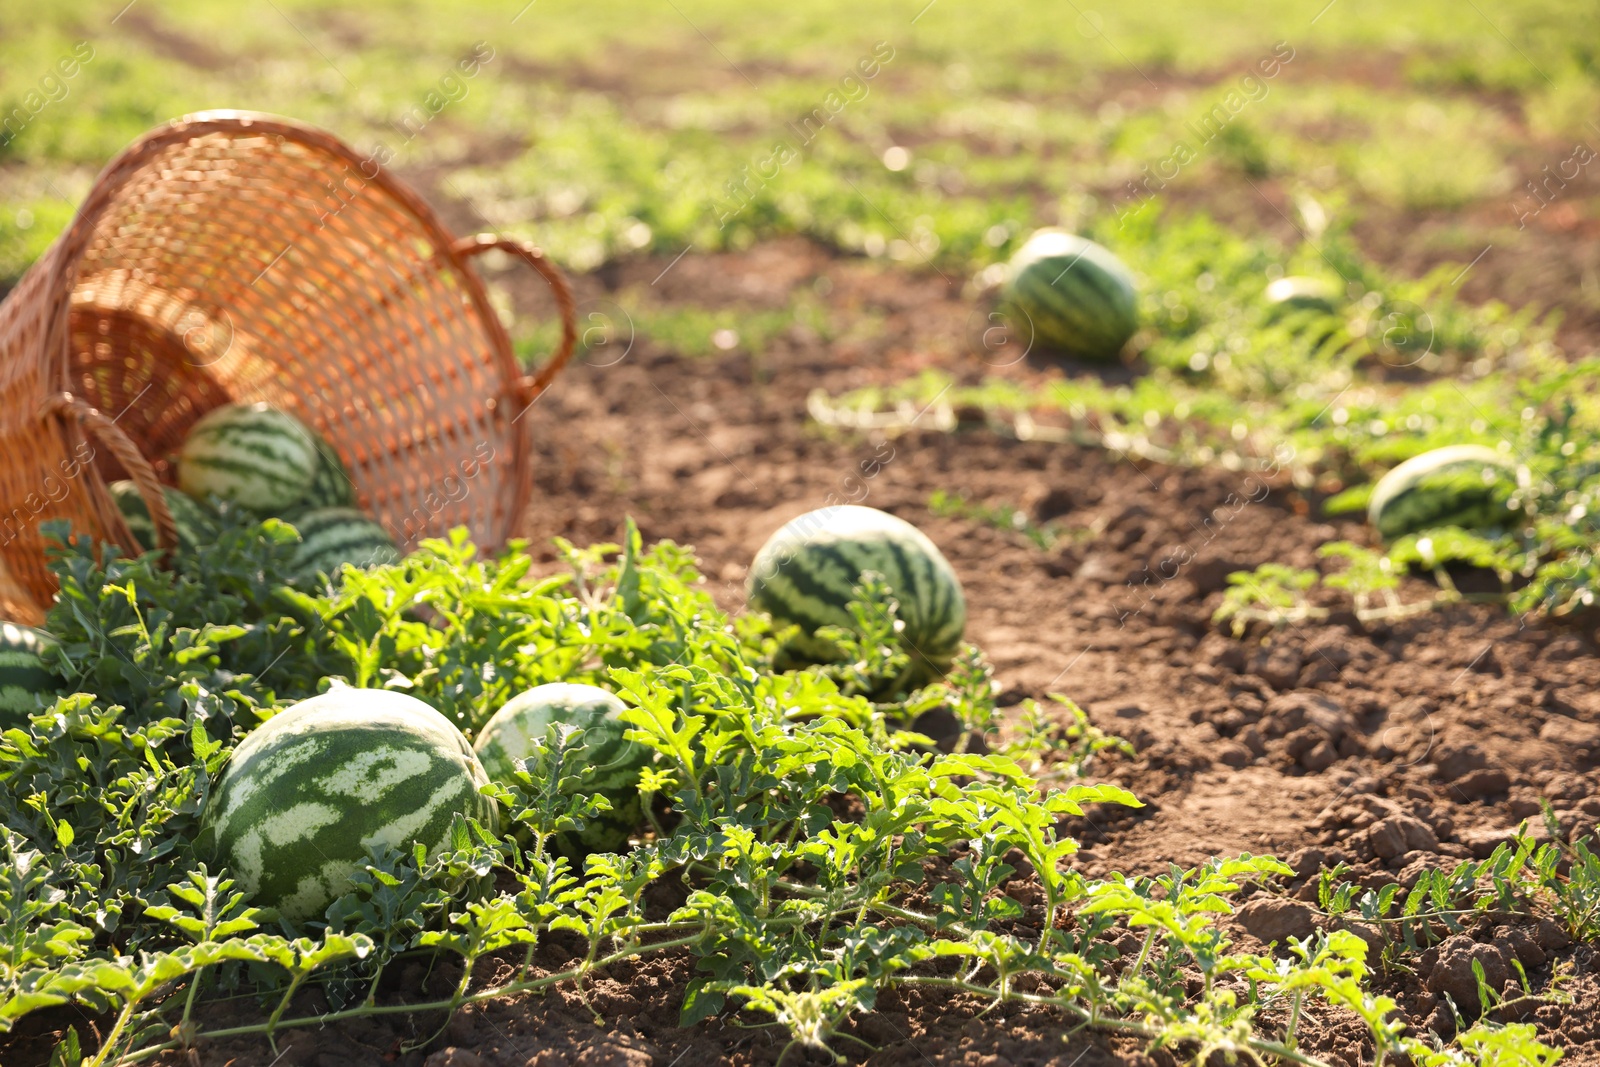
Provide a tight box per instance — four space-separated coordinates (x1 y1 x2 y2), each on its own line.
820 203 1600 626
0 521 1567 1065
1318 818 1600 953
1213 563 1322 635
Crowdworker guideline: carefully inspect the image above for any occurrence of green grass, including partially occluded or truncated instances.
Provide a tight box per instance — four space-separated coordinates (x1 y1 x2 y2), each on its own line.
2 0 1598 289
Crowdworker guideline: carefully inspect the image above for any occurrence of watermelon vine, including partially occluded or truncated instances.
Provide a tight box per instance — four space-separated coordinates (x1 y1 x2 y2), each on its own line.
0 516 1576 1066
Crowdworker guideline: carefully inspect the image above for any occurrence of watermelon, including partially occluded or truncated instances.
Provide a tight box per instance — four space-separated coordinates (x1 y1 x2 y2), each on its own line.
999 228 1138 361
290 507 400 581
0 622 63 724
203 688 496 921
177 403 319 513
107 480 218 553
1264 276 1341 317
474 683 650 854
301 432 357 510
747 505 966 685
1368 445 1519 541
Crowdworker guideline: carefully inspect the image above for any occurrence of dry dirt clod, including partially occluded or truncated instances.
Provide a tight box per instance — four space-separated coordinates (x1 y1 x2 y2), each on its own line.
1237 897 1318 945
1248 645 1304 690
1216 741 1253 768
1300 738 1340 773
1451 767 1512 799
1539 717 1600 752
1492 925 1547 970
1286 846 1327 879
1534 918 1571 951
1368 814 1439 860
1431 742 1490 782
425 1050 490 1067
1425 934 1513 1014
576 1047 654 1067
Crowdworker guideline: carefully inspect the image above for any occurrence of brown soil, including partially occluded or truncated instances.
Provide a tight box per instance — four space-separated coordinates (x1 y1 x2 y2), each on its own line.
46 239 1575 1066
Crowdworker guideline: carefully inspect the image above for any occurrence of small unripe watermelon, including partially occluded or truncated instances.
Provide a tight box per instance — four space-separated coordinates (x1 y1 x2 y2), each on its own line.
108 480 218 553
748 505 966 685
1264 276 1341 317
204 688 496 921
475 683 650 854
289 507 400 582
0 622 63 725
999 229 1138 360
1368 445 1519 541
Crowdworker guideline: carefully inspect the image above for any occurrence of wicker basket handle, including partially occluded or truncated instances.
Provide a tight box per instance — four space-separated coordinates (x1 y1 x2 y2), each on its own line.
40 392 178 552
452 235 578 408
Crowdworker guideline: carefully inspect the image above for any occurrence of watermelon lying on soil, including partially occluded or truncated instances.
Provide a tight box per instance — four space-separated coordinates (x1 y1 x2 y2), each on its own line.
475 682 650 854
290 507 400 581
108 480 219 553
0 622 62 724
177 402 320 512
204 687 495 921
999 228 1138 361
747 505 966 685
1368 444 1520 541
1263 276 1342 317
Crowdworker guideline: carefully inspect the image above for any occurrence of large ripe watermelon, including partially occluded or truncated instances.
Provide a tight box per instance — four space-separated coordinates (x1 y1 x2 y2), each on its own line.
0 622 63 725
204 688 496 921
1368 444 1519 541
177 403 319 513
290 507 400 582
747 505 966 684
999 228 1138 361
107 480 219 553
474 683 650 854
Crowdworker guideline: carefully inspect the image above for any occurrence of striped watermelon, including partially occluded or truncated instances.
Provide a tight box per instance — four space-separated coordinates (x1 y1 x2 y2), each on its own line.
290 508 400 582
747 505 966 685
177 403 319 513
204 688 496 921
1000 228 1138 361
474 683 649 854
301 432 357 510
107 480 218 553
1368 445 1519 541
0 622 63 725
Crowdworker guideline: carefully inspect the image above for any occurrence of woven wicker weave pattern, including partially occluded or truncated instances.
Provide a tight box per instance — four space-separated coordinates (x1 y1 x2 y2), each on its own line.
0 111 575 624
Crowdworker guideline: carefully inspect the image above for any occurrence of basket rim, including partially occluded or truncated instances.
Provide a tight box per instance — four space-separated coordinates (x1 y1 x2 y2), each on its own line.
33 109 536 549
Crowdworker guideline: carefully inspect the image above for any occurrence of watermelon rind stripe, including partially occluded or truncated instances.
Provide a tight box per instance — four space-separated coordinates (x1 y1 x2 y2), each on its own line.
302 432 358 510
1002 229 1137 359
178 404 320 511
474 682 651 856
748 506 966 672
1368 445 1516 540
0 622 61 719
109 481 218 553
206 689 493 921
289 508 399 577
759 558 855 628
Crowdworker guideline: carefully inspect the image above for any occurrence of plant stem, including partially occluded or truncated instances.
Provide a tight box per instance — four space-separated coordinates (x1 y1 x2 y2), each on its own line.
893 977 1339 1067
86 1000 138 1067
108 932 704 1067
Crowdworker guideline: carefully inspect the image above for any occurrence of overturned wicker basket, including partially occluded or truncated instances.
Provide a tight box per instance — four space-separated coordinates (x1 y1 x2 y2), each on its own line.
0 111 576 624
